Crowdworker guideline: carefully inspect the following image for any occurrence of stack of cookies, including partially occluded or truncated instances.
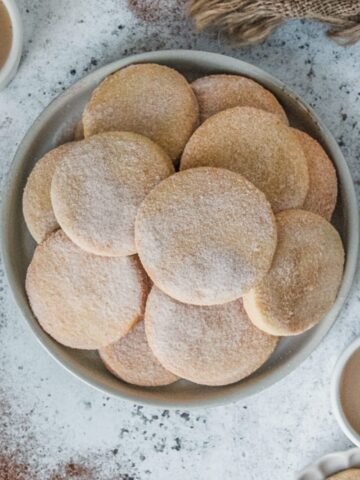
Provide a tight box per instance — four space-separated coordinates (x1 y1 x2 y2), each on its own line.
23 63 344 388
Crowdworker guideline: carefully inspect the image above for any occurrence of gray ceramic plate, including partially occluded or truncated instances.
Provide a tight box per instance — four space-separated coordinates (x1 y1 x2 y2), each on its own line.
2 50 359 407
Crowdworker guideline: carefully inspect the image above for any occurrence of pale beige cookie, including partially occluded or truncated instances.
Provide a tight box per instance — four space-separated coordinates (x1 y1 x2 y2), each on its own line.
99 320 178 387
82 63 199 161
23 143 74 243
145 286 278 386
180 107 309 213
51 131 174 257
26 230 149 349
192 74 288 124
293 128 338 221
135 167 277 305
243 210 344 336
328 470 360 480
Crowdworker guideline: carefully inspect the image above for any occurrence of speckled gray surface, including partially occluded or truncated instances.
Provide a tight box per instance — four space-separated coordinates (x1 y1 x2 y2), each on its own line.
1 1 360 479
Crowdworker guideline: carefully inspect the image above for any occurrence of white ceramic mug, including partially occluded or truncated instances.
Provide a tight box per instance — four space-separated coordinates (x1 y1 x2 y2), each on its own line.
0 0 23 91
331 337 360 447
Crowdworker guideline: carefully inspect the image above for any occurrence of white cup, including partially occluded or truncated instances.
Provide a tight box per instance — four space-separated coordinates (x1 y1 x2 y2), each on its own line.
331 337 360 447
0 0 23 91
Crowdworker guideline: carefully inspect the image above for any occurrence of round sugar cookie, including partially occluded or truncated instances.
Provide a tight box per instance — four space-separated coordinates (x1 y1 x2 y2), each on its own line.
51 131 174 257
180 107 309 213
135 167 277 305
145 286 278 386
82 63 199 161
99 320 178 387
192 74 288 124
293 128 337 221
26 230 149 349
243 210 344 336
23 143 75 243
328 470 360 479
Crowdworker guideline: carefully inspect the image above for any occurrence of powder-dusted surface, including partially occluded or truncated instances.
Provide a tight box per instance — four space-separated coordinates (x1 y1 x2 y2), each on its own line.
145 287 278 386
99 320 178 387
191 74 288 124
51 132 174 256
340 348 360 436
22 143 75 243
26 230 149 349
127 0 185 23
82 63 199 161
180 107 309 212
243 210 345 336
135 167 277 305
2 1 360 478
293 128 338 221
328 470 360 480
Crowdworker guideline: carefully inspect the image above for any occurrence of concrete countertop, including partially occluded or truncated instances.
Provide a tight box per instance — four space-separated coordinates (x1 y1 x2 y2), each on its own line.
1 1 359 478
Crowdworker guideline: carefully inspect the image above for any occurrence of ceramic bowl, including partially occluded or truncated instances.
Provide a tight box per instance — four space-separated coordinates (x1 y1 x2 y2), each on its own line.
0 0 23 91
297 447 360 479
331 337 360 447
1 50 359 407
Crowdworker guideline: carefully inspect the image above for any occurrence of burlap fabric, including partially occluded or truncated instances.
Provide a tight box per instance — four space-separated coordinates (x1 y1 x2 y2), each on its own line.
188 0 360 45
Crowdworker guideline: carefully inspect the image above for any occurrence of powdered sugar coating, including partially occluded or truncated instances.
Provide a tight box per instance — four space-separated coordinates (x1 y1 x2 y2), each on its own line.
26 230 149 349
51 132 174 257
82 63 199 161
135 167 277 305
192 74 288 124
293 128 338 221
23 143 75 243
180 107 309 213
145 286 278 386
243 209 344 336
99 320 178 387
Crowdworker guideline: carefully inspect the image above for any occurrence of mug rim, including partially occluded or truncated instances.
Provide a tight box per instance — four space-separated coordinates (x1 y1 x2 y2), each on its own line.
0 0 23 91
331 336 360 447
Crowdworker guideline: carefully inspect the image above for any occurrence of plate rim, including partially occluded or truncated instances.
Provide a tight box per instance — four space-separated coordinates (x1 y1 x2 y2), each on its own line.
1 49 359 408
296 447 360 479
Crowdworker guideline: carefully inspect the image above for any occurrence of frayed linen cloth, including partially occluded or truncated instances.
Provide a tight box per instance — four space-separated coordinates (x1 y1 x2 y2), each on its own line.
188 0 360 45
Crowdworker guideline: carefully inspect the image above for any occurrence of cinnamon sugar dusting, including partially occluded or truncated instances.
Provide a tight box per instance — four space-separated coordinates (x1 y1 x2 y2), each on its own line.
0 392 32 480
0 387 108 479
0 454 33 480
51 462 94 479
128 0 185 23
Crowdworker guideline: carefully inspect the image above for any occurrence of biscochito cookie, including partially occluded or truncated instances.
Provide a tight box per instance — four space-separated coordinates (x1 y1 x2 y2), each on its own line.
82 63 199 161
328 470 360 479
145 286 278 386
26 230 149 349
99 320 178 387
243 210 344 336
23 143 74 243
192 74 288 124
51 132 174 257
292 128 338 221
135 167 277 305
180 107 309 213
